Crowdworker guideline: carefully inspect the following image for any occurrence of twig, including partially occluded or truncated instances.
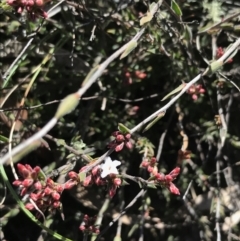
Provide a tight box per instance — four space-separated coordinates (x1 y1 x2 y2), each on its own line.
95 189 146 241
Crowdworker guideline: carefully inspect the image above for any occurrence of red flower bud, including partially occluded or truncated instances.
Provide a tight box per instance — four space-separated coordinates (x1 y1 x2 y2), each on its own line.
125 133 131 140
115 142 124 152
22 178 33 187
34 181 42 190
168 182 180 195
125 141 132 149
25 203 35 210
141 160 149 168
44 187 52 195
169 167 180 179
68 171 79 180
52 192 60 200
113 178 121 186
91 166 100 176
112 131 120 137
12 180 22 186
164 175 173 182
53 201 61 208
116 134 125 142
83 175 92 187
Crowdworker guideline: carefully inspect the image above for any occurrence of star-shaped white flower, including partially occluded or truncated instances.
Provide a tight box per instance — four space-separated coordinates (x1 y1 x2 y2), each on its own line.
100 157 121 178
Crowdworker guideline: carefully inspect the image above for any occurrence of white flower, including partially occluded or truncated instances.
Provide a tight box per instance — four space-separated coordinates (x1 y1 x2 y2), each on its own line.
100 157 121 178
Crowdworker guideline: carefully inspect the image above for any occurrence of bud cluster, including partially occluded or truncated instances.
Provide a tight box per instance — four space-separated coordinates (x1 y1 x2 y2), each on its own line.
154 167 181 195
79 165 122 198
140 157 180 195
140 157 158 175
124 69 147 85
186 84 205 101
79 215 100 234
7 0 49 20
13 163 78 212
108 131 133 152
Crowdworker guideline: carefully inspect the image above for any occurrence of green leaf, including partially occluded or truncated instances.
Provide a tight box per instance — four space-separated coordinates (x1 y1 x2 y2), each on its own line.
161 83 185 101
140 11 153 26
142 112 165 132
0 135 9 143
147 183 157 189
118 123 131 134
56 139 66 146
120 40 138 59
121 179 130 186
171 0 182 17
79 172 86 182
55 92 80 119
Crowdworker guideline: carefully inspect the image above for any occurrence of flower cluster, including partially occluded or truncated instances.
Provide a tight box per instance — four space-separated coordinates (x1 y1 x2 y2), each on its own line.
154 167 181 195
187 84 205 101
108 131 133 152
78 157 122 198
216 47 233 63
7 0 49 20
13 163 77 212
140 157 158 175
79 215 100 234
124 69 147 85
140 158 180 195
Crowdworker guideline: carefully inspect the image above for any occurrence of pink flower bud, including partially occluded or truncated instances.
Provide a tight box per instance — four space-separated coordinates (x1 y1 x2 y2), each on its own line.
25 203 35 210
147 166 153 173
164 175 173 182
34 181 42 190
109 186 117 198
141 160 149 168
17 163 29 178
150 157 156 165
52 192 60 200
113 178 121 186
79 225 86 231
199 88 205 94
125 141 132 149
91 166 100 176
68 171 79 180
56 185 64 193
83 175 92 187
22 178 33 187
155 173 164 181
116 134 125 142
192 94 198 101
12 180 22 186
79 166 87 172
169 167 180 179
125 133 131 140
35 0 43 6
44 186 52 195
53 201 61 208
64 180 77 189
168 182 180 195
115 142 124 152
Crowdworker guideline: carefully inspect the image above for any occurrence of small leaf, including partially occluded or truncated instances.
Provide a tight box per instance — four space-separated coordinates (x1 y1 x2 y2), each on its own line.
118 123 131 134
171 0 182 17
142 112 165 132
147 183 157 189
120 40 138 59
79 172 86 182
0 135 9 143
55 92 80 118
121 179 130 186
161 83 185 101
140 11 153 26
56 139 66 146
